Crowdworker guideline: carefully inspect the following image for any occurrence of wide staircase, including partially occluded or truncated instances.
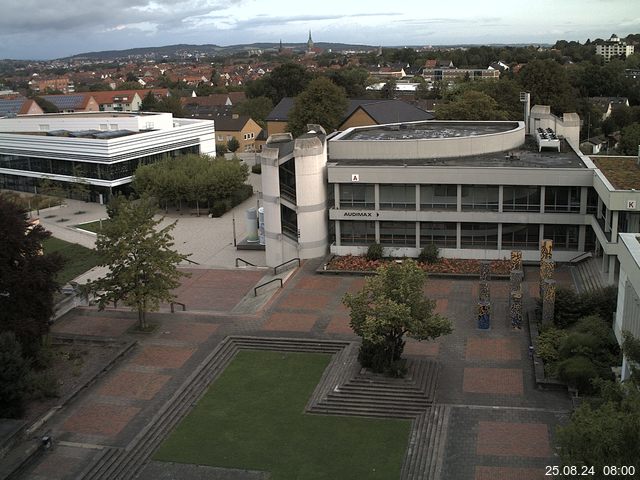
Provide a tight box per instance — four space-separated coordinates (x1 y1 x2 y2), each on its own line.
571 256 609 294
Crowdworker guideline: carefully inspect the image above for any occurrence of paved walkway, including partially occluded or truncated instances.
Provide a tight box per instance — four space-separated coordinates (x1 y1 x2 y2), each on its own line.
20 260 574 480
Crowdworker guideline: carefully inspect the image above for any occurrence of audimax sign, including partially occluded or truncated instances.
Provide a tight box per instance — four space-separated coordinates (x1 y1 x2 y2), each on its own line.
342 211 380 217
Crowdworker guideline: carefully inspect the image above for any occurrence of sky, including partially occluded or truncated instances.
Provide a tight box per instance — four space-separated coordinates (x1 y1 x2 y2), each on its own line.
1 0 639 60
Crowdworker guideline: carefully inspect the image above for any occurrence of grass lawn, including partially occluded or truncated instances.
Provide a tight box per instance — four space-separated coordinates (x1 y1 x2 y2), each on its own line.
154 350 411 480
75 219 110 233
42 237 102 284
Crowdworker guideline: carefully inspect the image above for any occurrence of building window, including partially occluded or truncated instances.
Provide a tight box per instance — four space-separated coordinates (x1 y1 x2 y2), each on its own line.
420 222 457 248
217 135 224 141
587 188 598 215
340 184 374 209
502 224 540 249
380 184 416 210
340 220 376 245
461 185 499 211
420 185 457 210
503 186 540 212
281 205 298 240
279 159 296 203
380 221 416 246
461 223 499 249
543 224 579 250
544 186 580 212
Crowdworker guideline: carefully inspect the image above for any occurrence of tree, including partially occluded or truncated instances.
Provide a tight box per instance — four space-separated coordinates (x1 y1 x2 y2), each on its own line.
343 260 453 374
88 195 189 329
0 196 62 356
619 123 640 155
227 136 240 153
0 332 30 418
517 59 577 114
140 91 159 111
436 90 509 120
556 331 640 473
245 63 313 104
234 96 273 128
380 78 397 99
287 77 348 137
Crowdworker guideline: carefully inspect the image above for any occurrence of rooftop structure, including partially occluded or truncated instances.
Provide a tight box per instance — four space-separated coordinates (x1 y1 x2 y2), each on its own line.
592 156 640 190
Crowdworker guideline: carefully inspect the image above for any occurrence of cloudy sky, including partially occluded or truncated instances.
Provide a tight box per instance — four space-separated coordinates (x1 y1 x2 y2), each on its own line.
1 0 639 59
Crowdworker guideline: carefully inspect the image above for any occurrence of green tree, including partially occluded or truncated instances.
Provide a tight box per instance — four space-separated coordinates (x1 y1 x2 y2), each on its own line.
0 196 62 356
619 123 640 155
88 195 190 329
234 96 273 128
327 67 371 97
246 63 313 104
343 260 453 374
380 78 397 99
436 90 509 120
140 91 159 111
518 59 577 114
0 332 30 418
556 331 640 475
287 77 348 137
227 136 240 153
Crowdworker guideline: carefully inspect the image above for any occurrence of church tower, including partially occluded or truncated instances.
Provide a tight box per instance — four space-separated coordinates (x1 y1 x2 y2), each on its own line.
307 30 314 53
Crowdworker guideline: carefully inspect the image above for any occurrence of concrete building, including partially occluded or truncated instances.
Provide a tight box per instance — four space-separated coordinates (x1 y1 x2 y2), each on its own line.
0 111 215 202
596 34 635 62
258 107 640 286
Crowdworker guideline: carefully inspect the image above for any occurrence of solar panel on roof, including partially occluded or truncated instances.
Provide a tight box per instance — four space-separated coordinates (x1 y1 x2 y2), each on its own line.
42 95 85 109
69 130 101 138
0 99 25 115
93 130 134 139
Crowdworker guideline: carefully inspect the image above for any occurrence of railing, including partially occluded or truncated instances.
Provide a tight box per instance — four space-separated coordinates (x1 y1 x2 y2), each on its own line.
274 257 300 275
235 257 257 267
170 301 186 313
184 258 201 265
569 251 593 264
254 278 283 296
280 184 297 203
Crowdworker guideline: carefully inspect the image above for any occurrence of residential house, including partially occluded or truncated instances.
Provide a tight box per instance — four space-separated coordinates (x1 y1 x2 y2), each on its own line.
0 97 44 116
596 34 635 62
41 94 100 113
214 113 263 152
28 76 75 94
588 97 630 120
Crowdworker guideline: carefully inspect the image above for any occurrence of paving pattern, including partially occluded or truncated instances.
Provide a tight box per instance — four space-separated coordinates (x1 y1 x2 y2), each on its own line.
21 262 576 480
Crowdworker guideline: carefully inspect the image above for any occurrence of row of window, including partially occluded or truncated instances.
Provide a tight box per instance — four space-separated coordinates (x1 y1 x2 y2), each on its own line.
339 221 581 250
0 147 199 181
338 184 592 213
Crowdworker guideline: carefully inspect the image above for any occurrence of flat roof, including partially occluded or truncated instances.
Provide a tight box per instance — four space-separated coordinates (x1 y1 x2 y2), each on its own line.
329 136 585 169
591 156 640 190
337 121 519 141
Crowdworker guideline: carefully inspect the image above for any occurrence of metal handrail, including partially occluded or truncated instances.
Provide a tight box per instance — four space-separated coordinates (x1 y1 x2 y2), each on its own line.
170 301 186 313
254 278 283 296
184 258 201 265
273 257 300 275
236 257 257 267
569 251 593 264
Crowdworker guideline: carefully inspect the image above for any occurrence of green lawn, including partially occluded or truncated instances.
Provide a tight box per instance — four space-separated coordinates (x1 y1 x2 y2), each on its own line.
42 237 102 284
154 350 411 480
75 219 111 233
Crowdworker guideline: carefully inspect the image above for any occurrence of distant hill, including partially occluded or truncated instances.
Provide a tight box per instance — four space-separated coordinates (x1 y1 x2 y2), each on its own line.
63 42 378 61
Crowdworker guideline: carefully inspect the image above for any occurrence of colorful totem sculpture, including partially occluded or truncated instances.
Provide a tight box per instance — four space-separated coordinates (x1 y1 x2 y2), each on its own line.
542 279 556 325
509 262 524 329
477 261 491 329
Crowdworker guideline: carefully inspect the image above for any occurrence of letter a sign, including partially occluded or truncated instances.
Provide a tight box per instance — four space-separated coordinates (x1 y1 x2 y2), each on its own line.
351 174 360 182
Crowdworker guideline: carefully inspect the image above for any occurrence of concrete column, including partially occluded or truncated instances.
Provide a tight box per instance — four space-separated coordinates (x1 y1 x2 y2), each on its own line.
334 183 340 209
456 222 461 249
540 186 546 213
539 224 545 247
374 184 380 211
597 196 603 219
457 184 462 212
498 185 504 213
611 211 619 242
578 225 586 251
609 255 616 285
375 221 380 244
415 184 420 212
497 223 503 251
416 222 420 249
335 220 341 247
580 186 588 215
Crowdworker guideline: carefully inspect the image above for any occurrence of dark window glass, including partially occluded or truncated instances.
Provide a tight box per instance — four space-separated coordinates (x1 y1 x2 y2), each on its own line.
502 186 541 212
380 221 416 246
340 184 374 209
502 224 540 249
544 186 580 213
420 185 457 210
380 184 416 210
543 224 579 250
420 222 457 248
461 223 499 249
461 185 499 211
340 220 376 245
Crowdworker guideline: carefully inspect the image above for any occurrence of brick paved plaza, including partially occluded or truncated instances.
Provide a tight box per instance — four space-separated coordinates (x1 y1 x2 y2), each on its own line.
22 259 575 480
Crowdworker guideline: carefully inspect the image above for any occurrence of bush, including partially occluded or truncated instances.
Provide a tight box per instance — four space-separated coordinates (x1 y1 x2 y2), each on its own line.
0 332 30 418
418 244 439 264
251 163 262 174
536 326 569 376
26 369 59 400
365 243 384 261
210 199 232 217
557 356 600 393
227 137 240 153
230 184 254 207
216 143 228 154
554 286 618 328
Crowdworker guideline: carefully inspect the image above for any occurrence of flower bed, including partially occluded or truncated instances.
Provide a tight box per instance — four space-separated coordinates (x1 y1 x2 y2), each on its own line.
327 255 511 275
